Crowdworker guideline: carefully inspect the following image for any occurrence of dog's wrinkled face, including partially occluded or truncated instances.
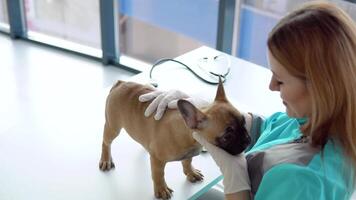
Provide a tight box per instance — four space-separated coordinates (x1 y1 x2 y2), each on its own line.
199 102 251 155
207 103 251 155
216 115 250 155
177 79 251 155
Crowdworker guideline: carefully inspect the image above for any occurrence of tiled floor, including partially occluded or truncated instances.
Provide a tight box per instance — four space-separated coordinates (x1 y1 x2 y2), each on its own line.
0 33 137 199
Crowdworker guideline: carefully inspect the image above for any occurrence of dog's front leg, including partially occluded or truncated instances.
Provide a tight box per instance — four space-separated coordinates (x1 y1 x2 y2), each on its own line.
182 158 204 182
150 156 173 199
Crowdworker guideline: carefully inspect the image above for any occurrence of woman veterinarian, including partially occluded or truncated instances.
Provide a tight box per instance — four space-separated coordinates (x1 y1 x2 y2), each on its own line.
139 1 356 199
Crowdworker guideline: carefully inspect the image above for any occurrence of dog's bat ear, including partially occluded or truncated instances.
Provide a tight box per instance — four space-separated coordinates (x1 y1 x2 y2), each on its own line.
214 76 227 102
177 99 207 130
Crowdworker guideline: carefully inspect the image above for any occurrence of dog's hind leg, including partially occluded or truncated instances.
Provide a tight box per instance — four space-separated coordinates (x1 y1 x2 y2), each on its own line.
182 158 204 182
99 122 120 171
150 156 173 199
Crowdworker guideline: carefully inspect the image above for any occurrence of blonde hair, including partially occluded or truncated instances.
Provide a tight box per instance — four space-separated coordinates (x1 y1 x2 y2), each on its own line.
267 1 356 166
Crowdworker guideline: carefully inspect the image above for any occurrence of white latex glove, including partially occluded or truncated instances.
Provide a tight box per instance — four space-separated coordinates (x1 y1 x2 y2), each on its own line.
192 132 251 194
139 90 208 120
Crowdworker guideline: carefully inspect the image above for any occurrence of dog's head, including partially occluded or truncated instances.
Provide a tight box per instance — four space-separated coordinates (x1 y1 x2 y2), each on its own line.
177 79 251 155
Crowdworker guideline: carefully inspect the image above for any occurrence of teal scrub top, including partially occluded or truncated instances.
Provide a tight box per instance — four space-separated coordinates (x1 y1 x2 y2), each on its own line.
246 112 355 200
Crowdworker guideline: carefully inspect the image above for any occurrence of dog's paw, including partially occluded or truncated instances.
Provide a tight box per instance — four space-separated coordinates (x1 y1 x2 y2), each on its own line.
154 186 173 200
99 159 115 171
186 168 204 183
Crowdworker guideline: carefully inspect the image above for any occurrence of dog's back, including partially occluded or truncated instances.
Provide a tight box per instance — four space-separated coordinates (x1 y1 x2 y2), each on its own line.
105 81 200 162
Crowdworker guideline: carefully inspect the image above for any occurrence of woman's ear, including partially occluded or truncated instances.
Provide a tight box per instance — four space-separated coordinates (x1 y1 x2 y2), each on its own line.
177 99 207 130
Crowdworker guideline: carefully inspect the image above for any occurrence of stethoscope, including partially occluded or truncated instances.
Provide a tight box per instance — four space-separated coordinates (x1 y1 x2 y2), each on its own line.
149 54 231 87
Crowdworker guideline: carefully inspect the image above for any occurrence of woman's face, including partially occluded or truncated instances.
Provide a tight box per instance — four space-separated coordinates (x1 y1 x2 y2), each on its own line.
268 50 311 118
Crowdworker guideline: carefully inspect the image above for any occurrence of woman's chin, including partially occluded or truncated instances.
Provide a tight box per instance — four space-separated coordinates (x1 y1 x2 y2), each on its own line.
286 109 306 118
286 109 298 118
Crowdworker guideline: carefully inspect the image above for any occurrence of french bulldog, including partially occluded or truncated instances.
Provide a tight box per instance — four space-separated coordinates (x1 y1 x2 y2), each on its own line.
99 79 251 199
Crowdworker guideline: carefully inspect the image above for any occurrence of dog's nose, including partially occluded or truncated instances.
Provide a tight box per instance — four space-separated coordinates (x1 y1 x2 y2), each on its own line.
215 130 251 155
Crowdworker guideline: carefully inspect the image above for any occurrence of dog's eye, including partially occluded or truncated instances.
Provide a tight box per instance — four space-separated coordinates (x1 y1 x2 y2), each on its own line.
225 126 234 133
217 132 233 144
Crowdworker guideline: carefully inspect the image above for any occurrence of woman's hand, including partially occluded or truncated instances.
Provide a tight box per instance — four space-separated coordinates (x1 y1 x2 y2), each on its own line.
192 132 251 194
139 90 189 120
139 90 209 120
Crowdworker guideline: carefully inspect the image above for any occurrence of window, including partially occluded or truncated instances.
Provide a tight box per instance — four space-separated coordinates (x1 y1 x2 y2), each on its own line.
0 0 9 31
3 0 228 71
117 0 219 70
24 0 101 57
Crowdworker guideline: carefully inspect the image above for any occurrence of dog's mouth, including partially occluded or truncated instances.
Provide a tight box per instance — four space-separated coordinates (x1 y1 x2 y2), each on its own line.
215 117 251 155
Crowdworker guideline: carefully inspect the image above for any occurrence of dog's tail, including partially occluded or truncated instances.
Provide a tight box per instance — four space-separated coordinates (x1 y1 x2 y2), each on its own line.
110 80 124 92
